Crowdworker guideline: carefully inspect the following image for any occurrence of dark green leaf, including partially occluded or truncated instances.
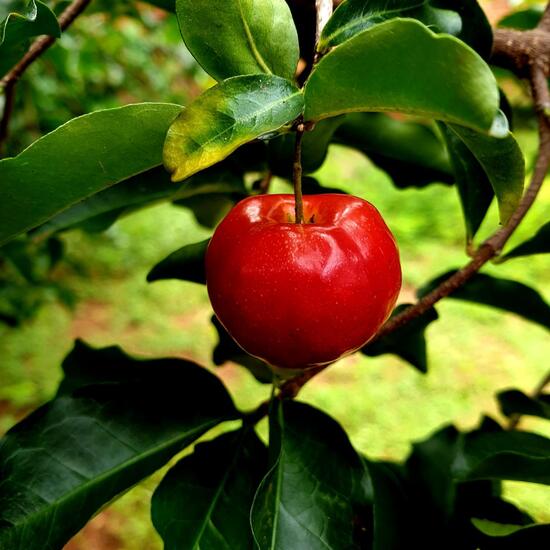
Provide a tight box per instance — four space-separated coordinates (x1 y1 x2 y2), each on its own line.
0 103 182 245
0 1 60 75
362 304 438 373
419 273 550 330
501 222 550 260
0 340 237 550
335 113 453 188
366 460 409 550
407 425 464 518
175 193 240 228
455 429 550 485
439 124 494 240
445 123 524 225
164 75 303 182
34 163 245 237
147 239 209 284
251 400 370 549
474 521 550 549
152 428 267 549
498 7 543 30
319 0 492 59
497 389 550 422
212 315 273 384
402 422 537 548
176 0 299 81
268 117 345 178
304 19 501 135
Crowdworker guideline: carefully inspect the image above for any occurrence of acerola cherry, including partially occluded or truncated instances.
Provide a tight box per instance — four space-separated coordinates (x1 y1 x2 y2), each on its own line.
206 194 402 372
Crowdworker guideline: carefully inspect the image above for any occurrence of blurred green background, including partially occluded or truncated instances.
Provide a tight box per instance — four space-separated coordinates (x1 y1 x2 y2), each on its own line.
0 1 549 548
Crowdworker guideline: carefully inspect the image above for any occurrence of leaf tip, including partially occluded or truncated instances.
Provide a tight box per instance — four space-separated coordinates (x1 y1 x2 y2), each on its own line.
488 110 510 139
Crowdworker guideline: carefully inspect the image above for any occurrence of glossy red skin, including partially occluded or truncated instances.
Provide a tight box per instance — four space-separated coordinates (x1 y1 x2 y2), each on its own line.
206 194 402 370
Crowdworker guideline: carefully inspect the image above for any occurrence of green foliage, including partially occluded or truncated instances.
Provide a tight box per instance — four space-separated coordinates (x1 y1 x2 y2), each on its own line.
497 389 550 422
163 75 303 181
147 238 209 284
501 222 550 260
445 122 525 225
0 103 181 245
419 272 550 329
362 304 439 373
0 341 237 550
250 400 369 549
0 0 60 74
304 19 501 134
335 113 453 188
318 0 492 59
176 0 299 81
152 428 268 549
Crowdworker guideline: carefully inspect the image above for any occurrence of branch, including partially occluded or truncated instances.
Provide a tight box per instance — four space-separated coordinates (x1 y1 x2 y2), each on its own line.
0 0 92 152
376 90 550 339
0 82 16 156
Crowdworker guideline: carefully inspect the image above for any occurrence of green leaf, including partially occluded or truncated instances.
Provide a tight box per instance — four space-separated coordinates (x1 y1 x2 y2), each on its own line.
335 113 453 188
473 521 550 548
401 422 537 547
176 0 299 81
34 163 244 237
0 1 60 75
498 7 543 30
0 340 237 550
497 389 550 422
472 518 525 537
319 0 492 59
419 272 550 330
0 103 182 246
455 429 550 485
152 428 268 549
211 315 274 384
175 193 241 229
366 461 409 550
304 19 501 135
445 123 525 225
147 239 209 284
268 117 345 178
438 123 495 240
501 222 550 260
362 304 438 373
164 75 303 182
250 400 370 549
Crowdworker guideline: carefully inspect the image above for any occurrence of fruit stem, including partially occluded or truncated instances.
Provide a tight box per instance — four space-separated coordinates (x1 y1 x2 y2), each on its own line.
293 124 305 224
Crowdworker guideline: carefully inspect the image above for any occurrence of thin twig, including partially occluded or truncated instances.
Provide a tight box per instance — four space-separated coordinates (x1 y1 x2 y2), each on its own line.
293 125 305 224
258 170 273 194
0 82 16 156
508 369 550 430
376 99 550 339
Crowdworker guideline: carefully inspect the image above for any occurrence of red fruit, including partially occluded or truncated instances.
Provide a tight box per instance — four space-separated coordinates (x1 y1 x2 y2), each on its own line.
206 194 402 372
